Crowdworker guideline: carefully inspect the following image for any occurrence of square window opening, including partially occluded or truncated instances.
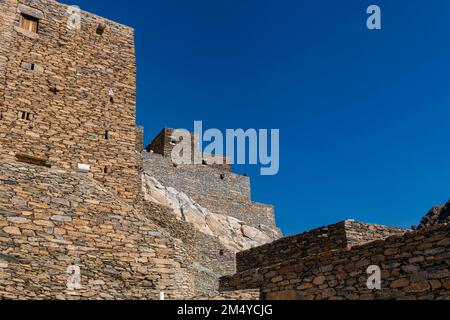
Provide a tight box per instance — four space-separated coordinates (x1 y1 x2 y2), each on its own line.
20 14 39 33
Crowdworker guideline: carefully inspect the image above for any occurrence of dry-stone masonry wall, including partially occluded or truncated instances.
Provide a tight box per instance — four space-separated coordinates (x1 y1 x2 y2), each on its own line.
0 1 280 300
0 162 197 299
143 201 236 295
143 151 279 231
221 223 450 300
193 290 260 300
2 0 449 301
236 220 406 273
0 0 139 204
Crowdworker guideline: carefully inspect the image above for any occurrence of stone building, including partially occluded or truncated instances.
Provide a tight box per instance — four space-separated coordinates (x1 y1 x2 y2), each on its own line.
144 128 279 232
0 0 277 299
1 0 449 301
0 0 140 204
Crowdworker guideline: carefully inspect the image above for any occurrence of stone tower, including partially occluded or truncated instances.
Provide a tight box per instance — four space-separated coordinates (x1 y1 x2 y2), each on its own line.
0 0 139 202
0 0 281 300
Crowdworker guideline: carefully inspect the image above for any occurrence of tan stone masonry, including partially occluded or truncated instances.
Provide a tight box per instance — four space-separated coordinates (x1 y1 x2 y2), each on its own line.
1 0 449 301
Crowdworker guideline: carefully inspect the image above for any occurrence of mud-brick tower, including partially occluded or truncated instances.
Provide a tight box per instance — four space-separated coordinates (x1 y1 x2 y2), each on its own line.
0 0 139 203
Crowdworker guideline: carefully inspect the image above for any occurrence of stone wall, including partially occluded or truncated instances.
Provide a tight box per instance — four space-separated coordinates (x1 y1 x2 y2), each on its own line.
193 290 260 300
0 0 283 300
0 162 198 299
0 161 264 300
143 151 278 231
236 220 406 273
7 0 447 302
143 201 236 296
146 128 231 171
147 128 172 158
0 0 139 203
220 223 450 300
0 0 16 107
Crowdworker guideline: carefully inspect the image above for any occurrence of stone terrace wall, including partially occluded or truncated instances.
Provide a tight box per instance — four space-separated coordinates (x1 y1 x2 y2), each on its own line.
193 290 261 300
236 222 348 273
143 152 277 230
236 221 407 273
220 224 450 300
144 201 236 296
0 0 139 203
0 163 196 300
344 220 407 246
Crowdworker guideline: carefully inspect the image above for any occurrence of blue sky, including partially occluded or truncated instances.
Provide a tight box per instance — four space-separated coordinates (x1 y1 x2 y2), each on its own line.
72 0 450 235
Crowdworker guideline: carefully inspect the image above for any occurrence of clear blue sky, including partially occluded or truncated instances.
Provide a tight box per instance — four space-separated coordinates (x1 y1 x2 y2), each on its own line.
72 0 450 235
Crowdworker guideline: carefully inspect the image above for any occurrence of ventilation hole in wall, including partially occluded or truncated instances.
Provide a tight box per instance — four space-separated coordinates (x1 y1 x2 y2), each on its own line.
109 96 114 103
105 130 109 140
96 24 106 35
30 63 35 71
104 166 109 174
219 250 224 256
49 86 58 94
18 111 32 121
202 160 207 165
220 174 226 180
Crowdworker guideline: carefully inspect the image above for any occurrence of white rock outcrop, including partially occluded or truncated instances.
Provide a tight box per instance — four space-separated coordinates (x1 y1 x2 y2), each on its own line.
142 174 279 252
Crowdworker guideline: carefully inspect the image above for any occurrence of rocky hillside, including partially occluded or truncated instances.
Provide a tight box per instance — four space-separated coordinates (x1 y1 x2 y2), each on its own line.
416 200 450 230
142 174 281 252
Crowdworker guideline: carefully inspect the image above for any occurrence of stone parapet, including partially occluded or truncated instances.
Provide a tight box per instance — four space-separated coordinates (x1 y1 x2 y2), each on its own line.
220 223 450 300
236 220 406 273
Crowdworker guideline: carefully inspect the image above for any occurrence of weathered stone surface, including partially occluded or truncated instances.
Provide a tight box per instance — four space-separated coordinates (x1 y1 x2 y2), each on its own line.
235 220 406 273
0 253 19 264
415 200 450 229
221 223 450 300
142 174 278 252
3 226 21 236
266 290 297 300
1 0 449 303
313 275 326 286
391 278 410 288
50 215 72 223
0 0 140 205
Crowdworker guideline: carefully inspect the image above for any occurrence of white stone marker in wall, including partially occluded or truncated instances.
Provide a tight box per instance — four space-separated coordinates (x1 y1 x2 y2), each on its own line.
77 163 91 171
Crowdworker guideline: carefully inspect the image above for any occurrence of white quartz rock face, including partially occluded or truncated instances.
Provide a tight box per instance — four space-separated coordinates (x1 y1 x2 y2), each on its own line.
142 174 278 252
